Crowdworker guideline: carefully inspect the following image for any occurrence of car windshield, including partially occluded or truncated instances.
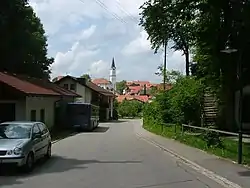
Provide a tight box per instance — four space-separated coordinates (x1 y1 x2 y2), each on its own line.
0 123 31 139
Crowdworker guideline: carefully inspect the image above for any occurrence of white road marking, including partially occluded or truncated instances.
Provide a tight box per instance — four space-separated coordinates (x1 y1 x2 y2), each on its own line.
136 133 242 188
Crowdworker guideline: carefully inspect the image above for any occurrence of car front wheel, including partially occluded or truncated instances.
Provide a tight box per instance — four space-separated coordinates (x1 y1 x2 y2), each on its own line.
45 143 52 159
23 152 34 172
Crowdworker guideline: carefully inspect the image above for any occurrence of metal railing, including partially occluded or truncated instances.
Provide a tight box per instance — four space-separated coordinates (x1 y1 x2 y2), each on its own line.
161 123 250 164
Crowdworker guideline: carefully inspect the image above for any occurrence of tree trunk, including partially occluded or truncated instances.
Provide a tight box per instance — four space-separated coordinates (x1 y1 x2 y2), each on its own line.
185 51 190 76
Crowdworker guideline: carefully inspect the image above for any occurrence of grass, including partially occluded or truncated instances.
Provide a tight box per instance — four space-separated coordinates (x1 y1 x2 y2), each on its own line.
143 121 250 165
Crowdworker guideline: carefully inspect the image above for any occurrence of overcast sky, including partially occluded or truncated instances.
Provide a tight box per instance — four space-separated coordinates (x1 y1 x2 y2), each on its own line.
30 0 186 83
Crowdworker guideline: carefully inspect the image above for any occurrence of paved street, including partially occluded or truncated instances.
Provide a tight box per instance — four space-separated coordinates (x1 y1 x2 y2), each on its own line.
0 120 225 188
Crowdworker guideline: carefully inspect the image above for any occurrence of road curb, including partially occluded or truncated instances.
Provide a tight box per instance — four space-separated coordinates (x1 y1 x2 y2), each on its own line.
136 132 242 188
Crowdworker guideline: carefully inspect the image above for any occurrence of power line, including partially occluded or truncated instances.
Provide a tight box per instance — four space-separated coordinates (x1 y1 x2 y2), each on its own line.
115 0 139 23
93 0 127 23
77 0 139 24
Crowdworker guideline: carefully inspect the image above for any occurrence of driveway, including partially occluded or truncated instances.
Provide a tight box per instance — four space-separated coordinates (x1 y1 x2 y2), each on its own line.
0 120 225 188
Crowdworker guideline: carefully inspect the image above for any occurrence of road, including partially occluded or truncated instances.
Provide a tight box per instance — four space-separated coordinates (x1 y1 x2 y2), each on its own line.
0 120 225 188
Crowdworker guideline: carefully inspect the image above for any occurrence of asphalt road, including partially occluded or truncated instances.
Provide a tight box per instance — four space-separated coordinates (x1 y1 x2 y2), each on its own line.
0 120 225 188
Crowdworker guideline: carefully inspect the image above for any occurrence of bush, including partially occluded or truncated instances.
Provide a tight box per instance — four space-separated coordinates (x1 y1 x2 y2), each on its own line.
143 76 204 126
118 100 143 118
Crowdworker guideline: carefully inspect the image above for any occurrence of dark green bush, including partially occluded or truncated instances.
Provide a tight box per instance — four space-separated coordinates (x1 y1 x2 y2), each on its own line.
143 76 204 126
202 130 224 148
118 100 143 118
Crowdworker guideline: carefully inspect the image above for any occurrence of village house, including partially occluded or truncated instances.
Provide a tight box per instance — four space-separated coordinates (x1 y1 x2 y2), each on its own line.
54 75 115 121
0 72 80 129
92 78 112 90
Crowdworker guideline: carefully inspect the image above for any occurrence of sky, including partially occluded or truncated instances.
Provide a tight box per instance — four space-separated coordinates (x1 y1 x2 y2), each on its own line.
30 0 186 83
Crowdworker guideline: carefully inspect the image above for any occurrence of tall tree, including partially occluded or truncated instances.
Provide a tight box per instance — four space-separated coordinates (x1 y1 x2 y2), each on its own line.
139 0 197 76
81 74 91 81
155 65 183 84
0 0 53 79
116 80 127 94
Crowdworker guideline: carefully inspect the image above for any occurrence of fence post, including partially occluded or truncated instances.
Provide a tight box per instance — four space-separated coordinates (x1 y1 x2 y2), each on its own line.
174 124 177 133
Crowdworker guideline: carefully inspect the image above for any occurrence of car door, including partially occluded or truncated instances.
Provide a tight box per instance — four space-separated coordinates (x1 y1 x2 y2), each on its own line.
32 124 43 159
37 123 50 155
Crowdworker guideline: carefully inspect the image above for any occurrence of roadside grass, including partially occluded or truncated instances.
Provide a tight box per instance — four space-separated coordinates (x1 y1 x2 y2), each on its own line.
143 122 250 165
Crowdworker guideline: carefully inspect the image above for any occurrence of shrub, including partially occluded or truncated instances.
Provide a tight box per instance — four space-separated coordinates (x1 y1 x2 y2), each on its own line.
118 100 143 118
143 76 204 127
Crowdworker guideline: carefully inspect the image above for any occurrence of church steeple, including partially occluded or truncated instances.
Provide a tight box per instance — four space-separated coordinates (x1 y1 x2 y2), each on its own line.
109 57 116 93
111 57 116 69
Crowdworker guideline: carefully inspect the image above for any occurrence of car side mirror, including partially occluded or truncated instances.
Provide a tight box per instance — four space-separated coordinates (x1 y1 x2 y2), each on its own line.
32 133 41 139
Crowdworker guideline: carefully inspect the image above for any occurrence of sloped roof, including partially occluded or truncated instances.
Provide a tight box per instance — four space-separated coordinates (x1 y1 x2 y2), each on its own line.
116 94 149 103
0 72 80 97
92 78 110 85
56 75 114 97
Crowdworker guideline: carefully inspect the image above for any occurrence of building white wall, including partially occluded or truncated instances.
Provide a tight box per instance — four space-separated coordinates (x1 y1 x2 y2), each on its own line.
109 69 116 91
97 83 112 90
57 78 92 103
26 96 60 129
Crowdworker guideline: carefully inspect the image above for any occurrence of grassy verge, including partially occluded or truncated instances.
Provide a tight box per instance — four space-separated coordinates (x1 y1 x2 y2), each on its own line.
143 121 250 165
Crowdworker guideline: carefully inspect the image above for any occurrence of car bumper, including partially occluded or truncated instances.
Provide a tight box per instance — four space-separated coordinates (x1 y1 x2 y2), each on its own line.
0 156 26 167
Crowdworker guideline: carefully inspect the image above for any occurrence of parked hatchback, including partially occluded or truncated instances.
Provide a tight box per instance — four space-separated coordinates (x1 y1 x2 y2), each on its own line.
0 121 52 172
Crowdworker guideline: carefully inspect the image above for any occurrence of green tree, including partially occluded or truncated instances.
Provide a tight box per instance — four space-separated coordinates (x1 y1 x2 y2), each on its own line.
116 80 127 94
0 0 53 79
118 100 143 118
81 74 91 81
139 0 197 76
155 66 183 84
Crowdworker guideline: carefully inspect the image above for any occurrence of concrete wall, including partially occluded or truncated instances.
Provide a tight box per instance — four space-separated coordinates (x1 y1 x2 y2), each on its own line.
84 87 92 103
0 100 26 120
26 96 59 129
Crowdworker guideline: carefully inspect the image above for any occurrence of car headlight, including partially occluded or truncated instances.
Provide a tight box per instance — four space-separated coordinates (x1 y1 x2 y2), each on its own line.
6 150 13 155
13 148 22 155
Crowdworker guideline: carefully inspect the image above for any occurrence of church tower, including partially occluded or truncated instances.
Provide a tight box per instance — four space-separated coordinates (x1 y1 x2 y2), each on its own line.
109 57 116 92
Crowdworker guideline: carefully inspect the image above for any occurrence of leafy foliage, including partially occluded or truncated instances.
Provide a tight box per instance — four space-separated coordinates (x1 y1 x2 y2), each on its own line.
81 74 91 81
118 100 143 118
0 0 53 78
116 80 127 94
139 0 197 75
155 67 183 84
143 76 204 126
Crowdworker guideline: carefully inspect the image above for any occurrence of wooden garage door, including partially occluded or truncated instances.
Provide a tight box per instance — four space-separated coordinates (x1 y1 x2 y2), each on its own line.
0 103 15 123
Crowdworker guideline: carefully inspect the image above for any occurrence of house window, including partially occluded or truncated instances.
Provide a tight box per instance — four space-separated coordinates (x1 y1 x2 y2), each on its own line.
63 84 68 90
40 109 45 123
70 84 76 91
30 110 36 121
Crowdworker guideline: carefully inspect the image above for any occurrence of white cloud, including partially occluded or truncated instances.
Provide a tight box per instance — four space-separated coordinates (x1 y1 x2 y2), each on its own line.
30 0 186 82
160 50 186 74
122 30 151 55
88 60 109 78
51 42 99 77
61 25 96 42
30 0 145 36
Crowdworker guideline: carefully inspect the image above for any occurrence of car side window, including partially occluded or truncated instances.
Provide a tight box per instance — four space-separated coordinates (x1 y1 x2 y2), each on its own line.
37 123 48 135
32 125 40 136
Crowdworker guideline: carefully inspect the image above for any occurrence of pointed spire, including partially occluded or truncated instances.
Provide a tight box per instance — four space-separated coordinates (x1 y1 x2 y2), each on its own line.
111 57 116 69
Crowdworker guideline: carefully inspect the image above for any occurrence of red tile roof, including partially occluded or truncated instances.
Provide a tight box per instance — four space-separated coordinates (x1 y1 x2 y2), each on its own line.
116 94 150 103
92 78 110 85
127 80 151 86
0 72 80 97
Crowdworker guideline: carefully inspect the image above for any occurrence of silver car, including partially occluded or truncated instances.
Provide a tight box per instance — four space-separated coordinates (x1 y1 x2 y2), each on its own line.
0 121 52 172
